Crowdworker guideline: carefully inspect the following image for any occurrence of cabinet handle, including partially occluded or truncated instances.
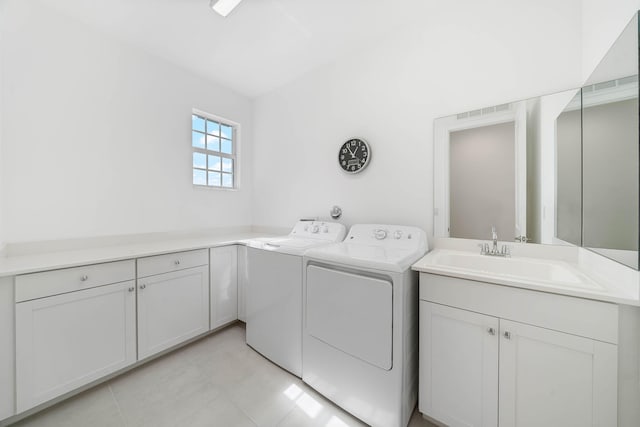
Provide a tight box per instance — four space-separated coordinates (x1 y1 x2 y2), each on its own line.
503 331 511 340
128 287 135 292
487 327 495 336
140 284 146 290
174 260 180 265
80 275 89 281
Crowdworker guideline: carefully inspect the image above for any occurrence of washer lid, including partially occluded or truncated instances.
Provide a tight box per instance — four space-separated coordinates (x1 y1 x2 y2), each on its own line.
243 220 346 255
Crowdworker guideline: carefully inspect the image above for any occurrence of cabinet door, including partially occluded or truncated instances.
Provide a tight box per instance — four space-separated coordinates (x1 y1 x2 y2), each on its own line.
138 266 209 359
16 281 137 412
210 246 238 329
237 245 247 322
419 302 499 427
499 319 617 427
0 277 15 421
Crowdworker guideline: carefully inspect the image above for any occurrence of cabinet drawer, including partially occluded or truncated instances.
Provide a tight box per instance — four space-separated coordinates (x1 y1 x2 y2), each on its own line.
16 260 135 302
137 249 208 278
420 273 619 344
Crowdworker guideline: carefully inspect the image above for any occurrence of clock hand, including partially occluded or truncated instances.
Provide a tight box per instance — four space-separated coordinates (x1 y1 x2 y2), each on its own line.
346 146 355 157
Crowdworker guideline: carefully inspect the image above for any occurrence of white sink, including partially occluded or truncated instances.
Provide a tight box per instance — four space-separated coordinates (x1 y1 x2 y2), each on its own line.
424 249 604 291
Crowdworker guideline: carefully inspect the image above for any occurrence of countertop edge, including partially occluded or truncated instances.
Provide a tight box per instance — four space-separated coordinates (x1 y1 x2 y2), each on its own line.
0 233 273 277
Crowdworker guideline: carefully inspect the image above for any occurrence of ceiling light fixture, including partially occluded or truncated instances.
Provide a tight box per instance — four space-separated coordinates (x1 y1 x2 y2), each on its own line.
209 0 243 17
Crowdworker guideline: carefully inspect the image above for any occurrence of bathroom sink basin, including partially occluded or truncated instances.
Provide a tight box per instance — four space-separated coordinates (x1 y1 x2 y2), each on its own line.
422 249 604 291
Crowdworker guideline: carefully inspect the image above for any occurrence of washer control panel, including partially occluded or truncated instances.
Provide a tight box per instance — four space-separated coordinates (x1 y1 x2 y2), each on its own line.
290 220 346 241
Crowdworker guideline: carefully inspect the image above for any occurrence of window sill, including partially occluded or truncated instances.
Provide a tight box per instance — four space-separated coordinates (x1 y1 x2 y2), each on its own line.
193 184 238 192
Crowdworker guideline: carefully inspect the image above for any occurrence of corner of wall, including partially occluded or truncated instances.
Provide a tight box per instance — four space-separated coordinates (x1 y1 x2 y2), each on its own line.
581 0 640 81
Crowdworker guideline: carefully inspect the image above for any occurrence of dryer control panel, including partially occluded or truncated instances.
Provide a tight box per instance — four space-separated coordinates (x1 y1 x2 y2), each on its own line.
289 220 347 242
345 224 428 251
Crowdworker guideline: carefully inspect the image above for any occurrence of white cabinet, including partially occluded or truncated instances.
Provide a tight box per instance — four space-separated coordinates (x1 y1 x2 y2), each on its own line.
420 302 498 427
9 246 219 418
210 245 238 329
0 277 15 422
237 245 248 322
419 273 618 427
137 250 209 360
15 279 137 412
498 319 617 427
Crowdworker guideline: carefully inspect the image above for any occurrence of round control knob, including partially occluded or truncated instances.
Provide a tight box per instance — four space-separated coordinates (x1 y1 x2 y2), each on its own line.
394 230 403 239
374 229 387 240
311 225 319 233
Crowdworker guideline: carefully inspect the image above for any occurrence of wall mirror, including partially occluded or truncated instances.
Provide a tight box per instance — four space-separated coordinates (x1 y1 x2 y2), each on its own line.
433 89 579 245
580 12 638 269
433 11 639 270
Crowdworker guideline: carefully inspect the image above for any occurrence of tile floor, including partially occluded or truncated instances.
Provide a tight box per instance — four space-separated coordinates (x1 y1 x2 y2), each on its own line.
10 324 437 427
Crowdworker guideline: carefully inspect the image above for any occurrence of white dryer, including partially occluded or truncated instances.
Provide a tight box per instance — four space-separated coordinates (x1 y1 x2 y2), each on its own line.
245 220 346 377
302 224 427 427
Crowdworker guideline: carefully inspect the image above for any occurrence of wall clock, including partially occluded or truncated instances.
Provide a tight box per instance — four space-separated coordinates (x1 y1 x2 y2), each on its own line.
339 138 370 173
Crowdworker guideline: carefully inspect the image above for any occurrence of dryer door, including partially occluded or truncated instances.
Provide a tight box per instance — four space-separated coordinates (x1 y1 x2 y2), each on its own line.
306 265 393 370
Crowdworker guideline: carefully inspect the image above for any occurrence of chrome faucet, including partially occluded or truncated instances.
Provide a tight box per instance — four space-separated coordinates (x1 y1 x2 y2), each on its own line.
480 226 510 257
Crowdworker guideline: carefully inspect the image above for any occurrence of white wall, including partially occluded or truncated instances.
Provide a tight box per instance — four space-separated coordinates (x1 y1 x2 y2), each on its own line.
0 0 253 243
582 0 640 81
252 0 583 234
3 0 635 243
0 1 4 250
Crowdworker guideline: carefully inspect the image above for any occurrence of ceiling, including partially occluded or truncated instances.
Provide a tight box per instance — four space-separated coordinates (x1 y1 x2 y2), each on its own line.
42 0 432 98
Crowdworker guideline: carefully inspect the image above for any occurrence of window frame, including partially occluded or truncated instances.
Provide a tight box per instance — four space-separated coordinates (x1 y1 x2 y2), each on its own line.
191 109 239 190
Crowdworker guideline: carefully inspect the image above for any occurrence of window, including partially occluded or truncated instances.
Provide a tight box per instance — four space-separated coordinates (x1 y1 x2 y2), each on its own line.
192 112 236 188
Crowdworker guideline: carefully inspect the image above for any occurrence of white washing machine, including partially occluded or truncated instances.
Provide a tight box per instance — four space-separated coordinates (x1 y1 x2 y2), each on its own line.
302 224 427 427
245 220 346 377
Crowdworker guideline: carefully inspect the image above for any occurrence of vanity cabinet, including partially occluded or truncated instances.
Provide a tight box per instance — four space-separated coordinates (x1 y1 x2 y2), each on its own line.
419 273 618 427
137 249 209 359
15 261 137 412
210 245 238 329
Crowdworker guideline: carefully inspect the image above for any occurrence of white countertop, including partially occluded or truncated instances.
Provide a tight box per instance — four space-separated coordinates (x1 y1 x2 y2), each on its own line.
412 239 640 307
0 232 272 277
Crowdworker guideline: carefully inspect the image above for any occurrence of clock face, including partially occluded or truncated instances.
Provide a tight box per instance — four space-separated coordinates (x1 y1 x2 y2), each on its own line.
339 138 370 173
